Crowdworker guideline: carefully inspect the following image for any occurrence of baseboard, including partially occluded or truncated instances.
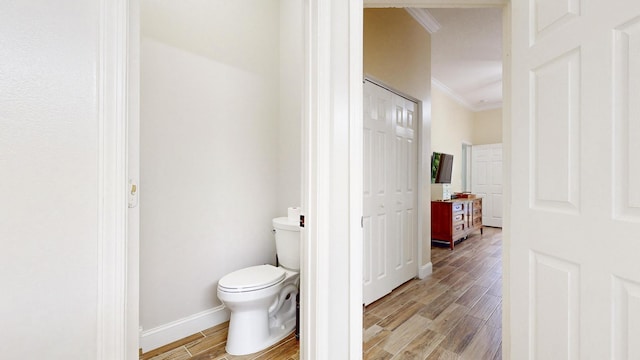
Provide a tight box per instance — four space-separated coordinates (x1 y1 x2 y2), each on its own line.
418 262 433 279
140 305 230 353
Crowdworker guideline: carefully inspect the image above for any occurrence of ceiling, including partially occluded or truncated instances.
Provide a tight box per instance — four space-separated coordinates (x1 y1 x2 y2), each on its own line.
410 8 503 112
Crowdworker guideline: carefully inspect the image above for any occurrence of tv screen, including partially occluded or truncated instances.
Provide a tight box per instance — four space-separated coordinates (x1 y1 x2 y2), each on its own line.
431 152 453 184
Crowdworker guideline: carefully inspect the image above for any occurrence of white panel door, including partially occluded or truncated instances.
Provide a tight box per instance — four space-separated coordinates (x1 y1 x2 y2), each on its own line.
472 143 503 227
511 1 640 359
363 80 418 306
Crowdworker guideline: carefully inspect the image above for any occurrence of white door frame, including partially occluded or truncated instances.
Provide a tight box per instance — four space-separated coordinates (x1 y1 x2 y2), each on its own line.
98 0 136 358
107 0 511 359
305 0 511 358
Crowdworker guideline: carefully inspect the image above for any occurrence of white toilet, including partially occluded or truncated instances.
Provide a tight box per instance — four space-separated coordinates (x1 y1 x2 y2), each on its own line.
217 217 300 355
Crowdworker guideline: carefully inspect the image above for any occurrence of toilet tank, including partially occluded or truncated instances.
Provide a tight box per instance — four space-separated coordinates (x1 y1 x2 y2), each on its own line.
272 217 300 271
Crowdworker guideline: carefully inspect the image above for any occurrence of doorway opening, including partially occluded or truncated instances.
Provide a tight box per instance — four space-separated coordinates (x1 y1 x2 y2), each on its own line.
363 1 508 358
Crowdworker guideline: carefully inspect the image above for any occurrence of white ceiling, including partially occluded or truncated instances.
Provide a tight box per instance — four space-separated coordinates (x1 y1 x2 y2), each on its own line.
412 8 503 112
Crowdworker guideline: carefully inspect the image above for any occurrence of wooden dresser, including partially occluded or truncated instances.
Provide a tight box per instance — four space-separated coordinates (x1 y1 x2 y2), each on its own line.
431 197 483 249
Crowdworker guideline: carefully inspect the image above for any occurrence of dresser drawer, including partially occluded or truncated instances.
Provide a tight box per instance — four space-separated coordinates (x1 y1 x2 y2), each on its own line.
453 213 465 223
452 202 464 212
453 222 466 234
473 199 482 209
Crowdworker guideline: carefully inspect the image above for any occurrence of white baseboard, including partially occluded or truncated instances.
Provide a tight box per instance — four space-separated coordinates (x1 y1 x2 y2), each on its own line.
418 262 433 279
140 305 230 353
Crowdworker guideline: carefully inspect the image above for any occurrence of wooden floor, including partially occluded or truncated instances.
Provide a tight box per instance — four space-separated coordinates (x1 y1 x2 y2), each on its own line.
140 324 299 360
364 227 502 360
143 227 502 360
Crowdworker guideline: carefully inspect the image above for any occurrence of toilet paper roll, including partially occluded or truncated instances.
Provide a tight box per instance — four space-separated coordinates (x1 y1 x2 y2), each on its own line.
287 207 301 223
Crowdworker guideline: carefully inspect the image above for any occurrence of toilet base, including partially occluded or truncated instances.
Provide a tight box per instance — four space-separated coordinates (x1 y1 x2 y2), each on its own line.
225 312 296 355
223 274 299 356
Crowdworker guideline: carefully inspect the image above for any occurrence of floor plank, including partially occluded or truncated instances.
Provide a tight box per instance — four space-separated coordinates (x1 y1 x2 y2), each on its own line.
381 314 431 355
427 303 469 335
459 325 501 360
438 315 484 354
390 328 445 360
467 293 501 321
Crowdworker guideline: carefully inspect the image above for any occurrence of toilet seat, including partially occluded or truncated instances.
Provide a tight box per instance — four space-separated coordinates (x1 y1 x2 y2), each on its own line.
218 265 285 293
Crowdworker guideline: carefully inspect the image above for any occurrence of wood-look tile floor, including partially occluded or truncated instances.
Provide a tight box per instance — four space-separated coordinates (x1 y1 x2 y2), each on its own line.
364 227 502 360
143 227 502 360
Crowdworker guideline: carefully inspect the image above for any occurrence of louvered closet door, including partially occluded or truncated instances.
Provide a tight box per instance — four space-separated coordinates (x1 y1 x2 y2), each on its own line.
363 80 418 306
510 1 640 358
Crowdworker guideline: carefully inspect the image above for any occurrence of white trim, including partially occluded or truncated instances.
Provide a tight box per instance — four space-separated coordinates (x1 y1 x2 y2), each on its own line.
96 0 130 358
405 8 441 33
126 0 141 358
365 75 422 103
139 306 230 353
500 4 512 358
305 0 362 358
462 141 473 193
419 262 433 279
349 0 364 358
301 0 327 358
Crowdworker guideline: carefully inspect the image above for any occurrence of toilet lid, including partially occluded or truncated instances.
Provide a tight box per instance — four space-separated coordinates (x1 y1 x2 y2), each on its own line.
218 265 285 293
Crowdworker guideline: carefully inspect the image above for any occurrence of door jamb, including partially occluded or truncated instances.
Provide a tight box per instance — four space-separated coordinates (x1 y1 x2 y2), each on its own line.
356 1 512 359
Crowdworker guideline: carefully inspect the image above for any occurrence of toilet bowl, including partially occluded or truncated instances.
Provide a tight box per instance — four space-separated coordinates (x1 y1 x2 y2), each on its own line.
216 216 300 355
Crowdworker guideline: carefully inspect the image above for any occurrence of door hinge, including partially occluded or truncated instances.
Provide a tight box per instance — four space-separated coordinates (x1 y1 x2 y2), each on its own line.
361 216 364 228
299 215 305 228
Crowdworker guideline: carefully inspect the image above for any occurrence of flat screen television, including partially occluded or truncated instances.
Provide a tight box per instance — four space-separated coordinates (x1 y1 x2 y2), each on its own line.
431 152 453 184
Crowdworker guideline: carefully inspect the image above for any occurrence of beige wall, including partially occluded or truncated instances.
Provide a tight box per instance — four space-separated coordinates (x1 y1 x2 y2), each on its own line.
473 108 503 144
431 85 474 192
364 8 432 270
364 9 431 103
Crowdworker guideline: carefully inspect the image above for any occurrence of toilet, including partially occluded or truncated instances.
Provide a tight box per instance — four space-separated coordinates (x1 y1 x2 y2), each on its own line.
217 216 300 355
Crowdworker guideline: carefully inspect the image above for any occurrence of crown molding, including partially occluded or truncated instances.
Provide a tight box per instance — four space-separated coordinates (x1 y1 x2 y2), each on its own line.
405 8 441 33
432 78 503 112
473 101 503 111
432 77 473 109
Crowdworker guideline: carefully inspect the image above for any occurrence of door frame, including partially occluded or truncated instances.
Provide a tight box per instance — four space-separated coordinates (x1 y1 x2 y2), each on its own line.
98 0 137 358
109 0 512 358
355 1 511 358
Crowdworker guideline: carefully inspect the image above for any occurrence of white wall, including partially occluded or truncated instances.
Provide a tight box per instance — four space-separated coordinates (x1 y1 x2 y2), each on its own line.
139 0 303 350
0 1 100 358
278 0 304 211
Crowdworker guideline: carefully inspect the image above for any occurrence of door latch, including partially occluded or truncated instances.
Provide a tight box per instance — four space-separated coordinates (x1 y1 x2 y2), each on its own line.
128 178 138 208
